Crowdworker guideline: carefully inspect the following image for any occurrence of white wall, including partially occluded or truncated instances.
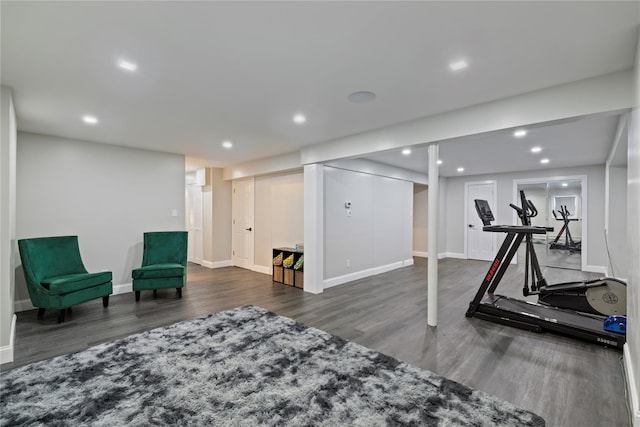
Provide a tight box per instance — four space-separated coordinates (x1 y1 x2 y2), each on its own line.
15 132 185 304
201 168 232 267
413 184 428 255
445 165 607 271
606 166 628 279
253 172 304 272
625 34 640 425
0 86 17 362
323 166 413 285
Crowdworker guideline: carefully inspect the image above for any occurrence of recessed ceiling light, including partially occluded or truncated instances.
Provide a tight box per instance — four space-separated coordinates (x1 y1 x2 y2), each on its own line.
348 91 376 103
449 60 468 71
437 160 443 165
540 158 550 164
117 59 137 72
514 129 527 138
293 114 306 124
457 167 465 172
402 148 411 155
562 183 568 187
530 146 542 153
222 140 233 149
82 115 98 124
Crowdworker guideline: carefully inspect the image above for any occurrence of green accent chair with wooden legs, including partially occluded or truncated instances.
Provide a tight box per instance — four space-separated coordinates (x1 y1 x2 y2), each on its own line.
18 236 113 323
132 231 188 301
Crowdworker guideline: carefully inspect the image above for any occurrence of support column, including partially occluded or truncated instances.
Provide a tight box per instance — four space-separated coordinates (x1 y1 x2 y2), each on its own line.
427 143 439 326
303 164 324 294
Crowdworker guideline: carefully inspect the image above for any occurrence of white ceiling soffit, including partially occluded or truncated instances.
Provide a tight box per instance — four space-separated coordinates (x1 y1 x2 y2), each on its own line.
1 1 638 169
361 113 622 177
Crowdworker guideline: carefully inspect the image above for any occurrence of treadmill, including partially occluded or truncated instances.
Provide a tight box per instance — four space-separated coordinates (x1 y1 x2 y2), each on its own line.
465 194 625 350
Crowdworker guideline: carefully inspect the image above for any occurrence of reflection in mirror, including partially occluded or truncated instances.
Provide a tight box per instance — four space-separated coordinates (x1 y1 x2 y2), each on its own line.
516 179 582 271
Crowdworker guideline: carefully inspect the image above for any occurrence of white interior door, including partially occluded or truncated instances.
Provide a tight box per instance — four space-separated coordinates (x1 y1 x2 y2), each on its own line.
187 185 203 264
466 182 496 261
232 178 255 269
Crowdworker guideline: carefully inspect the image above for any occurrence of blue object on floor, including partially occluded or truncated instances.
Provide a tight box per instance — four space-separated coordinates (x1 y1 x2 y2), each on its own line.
603 316 626 334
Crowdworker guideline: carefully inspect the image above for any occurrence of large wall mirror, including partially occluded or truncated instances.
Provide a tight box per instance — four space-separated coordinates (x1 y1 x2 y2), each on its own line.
515 177 584 271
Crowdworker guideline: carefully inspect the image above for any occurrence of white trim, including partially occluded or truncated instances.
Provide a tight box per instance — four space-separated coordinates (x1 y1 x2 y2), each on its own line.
201 260 233 269
623 344 640 426
414 251 451 259
413 251 428 258
403 258 414 266
465 180 497 262
513 175 587 271
0 314 16 364
112 283 132 295
323 261 405 289
584 264 607 275
443 252 467 259
252 265 271 275
14 299 35 312
188 257 203 265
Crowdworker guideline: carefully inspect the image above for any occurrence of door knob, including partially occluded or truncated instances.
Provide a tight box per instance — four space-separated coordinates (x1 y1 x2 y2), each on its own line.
468 224 474 228
245 227 252 231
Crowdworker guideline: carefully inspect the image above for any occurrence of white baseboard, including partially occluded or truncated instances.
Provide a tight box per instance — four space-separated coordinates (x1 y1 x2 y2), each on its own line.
443 252 466 260
14 299 35 312
0 314 16 364
112 283 132 295
585 264 607 274
323 261 404 289
252 265 271 275
623 344 640 426
201 260 233 269
412 251 451 260
404 258 414 266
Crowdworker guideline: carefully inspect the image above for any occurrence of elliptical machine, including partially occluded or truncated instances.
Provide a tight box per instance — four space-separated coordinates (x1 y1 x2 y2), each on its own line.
549 205 581 253
466 190 627 349
509 194 622 315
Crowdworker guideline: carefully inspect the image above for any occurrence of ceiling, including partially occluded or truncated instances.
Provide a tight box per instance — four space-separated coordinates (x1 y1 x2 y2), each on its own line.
362 113 623 177
1 1 638 174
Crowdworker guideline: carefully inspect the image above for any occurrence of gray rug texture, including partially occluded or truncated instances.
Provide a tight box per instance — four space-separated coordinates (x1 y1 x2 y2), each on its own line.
1 305 545 426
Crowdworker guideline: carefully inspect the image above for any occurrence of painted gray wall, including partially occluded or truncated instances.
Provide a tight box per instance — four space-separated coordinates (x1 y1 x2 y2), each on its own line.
0 86 17 352
413 184 428 254
323 166 412 279
444 165 607 269
15 132 185 304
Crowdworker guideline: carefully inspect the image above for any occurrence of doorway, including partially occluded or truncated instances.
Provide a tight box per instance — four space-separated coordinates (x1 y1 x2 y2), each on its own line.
232 178 255 270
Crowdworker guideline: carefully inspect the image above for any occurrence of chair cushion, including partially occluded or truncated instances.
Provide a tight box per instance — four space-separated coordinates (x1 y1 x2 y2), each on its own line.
132 263 185 280
42 271 113 295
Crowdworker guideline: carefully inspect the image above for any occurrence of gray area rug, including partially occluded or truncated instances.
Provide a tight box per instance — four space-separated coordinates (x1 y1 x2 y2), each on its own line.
1 305 544 426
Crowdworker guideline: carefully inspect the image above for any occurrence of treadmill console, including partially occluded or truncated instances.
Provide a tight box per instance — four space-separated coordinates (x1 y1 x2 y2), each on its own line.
474 199 494 226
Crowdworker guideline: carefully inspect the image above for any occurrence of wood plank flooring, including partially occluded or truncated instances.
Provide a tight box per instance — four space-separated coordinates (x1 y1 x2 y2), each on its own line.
2 258 630 426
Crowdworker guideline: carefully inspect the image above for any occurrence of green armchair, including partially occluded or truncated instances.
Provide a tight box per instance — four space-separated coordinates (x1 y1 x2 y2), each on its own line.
18 236 113 323
132 231 188 301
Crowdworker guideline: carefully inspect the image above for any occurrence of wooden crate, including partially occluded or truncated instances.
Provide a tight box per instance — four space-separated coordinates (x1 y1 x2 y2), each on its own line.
284 269 295 286
294 271 304 288
273 266 284 283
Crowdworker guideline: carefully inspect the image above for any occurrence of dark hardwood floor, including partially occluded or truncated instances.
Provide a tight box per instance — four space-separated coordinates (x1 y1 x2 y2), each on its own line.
2 258 630 426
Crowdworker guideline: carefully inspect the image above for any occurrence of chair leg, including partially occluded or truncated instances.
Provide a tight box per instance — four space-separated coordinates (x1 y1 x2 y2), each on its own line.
37 308 45 319
58 309 66 323
177 288 182 298
135 291 141 302
153 289 157 297
103 296 109 308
